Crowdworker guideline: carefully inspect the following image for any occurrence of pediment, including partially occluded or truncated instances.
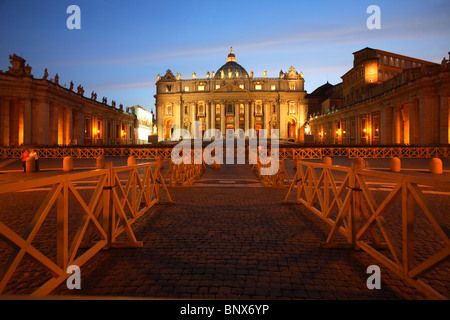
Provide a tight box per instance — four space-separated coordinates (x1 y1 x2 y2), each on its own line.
212 83 249 93
160 69 177 82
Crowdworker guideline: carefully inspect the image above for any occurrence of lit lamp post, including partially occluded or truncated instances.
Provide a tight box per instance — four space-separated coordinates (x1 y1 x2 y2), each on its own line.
336 128 341 144
96 129 101 145
362 127 370 145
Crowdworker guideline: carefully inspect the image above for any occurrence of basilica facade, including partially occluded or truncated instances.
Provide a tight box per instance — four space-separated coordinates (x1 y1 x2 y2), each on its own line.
154 49 308 142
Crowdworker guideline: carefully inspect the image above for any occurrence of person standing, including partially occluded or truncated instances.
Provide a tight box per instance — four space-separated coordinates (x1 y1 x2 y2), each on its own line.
21 149 29 173
30 149 39 172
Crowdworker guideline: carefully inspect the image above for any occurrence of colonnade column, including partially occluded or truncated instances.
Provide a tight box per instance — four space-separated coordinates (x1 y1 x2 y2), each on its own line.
206 101 211 132
0 98 10 145
393 105 402 144
234 101 239 133
210 101 215 136
191 103 196 139
58 106 65 145
409 99 419 145
279 100 287 139
419 95 436 145
249 102 254 131
37 100 50 145
244 101 249 133
264 101 270 137
220 101 225 137
23 99 32 145
8 100 19 146
439 94 449 144
65 108 73 145
49 103 58 145
73 110 84 145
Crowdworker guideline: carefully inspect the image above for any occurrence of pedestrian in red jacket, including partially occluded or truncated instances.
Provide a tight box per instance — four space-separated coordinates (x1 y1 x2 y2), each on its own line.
21 149 29 173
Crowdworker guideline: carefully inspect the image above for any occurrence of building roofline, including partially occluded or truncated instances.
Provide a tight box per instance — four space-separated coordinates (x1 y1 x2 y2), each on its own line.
352 47 439 66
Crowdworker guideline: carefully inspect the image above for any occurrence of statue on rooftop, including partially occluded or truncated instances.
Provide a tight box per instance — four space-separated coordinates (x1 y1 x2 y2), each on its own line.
6 54 27 76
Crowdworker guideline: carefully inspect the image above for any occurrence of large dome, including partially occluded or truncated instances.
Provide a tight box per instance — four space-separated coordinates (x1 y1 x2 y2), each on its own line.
214 48 249 79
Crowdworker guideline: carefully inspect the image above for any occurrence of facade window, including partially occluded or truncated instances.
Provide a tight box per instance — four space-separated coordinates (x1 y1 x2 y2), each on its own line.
227 104 233 113
215 85 221 90
271 85 276 91
184 86 190 92
240 104 244 115
289 104 296 114
216 104 221 115
198 104 204 115
116 123 120 139
166 85 172 92
166 105 172 116
255 84 262 90
255 104 262 115
198 85 205 91
239 84 244 89
289 82 296 90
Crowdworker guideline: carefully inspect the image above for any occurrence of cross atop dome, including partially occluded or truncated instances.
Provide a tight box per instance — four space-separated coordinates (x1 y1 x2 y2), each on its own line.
227 47 236 62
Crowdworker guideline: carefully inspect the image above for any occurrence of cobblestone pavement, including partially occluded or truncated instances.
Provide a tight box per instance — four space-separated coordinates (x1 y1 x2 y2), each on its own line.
0 157 449 300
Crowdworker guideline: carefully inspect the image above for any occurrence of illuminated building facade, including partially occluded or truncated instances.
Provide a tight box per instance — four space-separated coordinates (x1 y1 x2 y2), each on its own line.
155 48 308 142
307 48 450 145
131 105 157 144
0 54 137 146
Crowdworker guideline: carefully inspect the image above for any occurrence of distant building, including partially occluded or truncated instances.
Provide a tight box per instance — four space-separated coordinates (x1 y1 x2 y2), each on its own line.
131 105 157 144
0 54 137 146
154 48 308 142
307 48 450 145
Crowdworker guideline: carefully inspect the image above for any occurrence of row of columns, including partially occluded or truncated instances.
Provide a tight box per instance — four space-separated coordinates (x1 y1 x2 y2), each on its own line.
190 100 280 138
0 98 83 146
383 94 449 145
313 93 449 145
0 97 135 146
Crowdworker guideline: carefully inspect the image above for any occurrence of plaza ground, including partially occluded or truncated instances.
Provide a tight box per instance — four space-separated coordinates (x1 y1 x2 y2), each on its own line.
0 156 449 300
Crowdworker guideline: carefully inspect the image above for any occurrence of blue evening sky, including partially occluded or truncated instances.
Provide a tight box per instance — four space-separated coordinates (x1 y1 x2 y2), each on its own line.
1 0 449 114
